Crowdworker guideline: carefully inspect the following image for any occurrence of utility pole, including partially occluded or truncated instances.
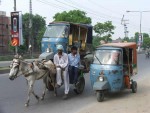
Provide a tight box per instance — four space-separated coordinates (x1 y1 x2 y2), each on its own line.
14 0 16 11
121 15 129 39
29 0 33 58
14 0 18 54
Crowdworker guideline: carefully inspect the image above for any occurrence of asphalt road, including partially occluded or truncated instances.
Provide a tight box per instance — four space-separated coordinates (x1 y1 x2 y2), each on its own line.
0 54 148 113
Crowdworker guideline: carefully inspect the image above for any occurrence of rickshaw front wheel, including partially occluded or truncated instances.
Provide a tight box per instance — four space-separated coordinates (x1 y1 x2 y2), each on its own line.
131 81 137 93
96 91 104 102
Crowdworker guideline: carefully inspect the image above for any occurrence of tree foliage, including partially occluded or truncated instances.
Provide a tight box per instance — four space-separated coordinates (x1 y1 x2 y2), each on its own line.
143 37 150 48
94 21 115 36
22 13 46 52
92 36 103 49
92 21 114 48
123 37 130 42
93 21 115 42
53 10 91 24
133 32 150 48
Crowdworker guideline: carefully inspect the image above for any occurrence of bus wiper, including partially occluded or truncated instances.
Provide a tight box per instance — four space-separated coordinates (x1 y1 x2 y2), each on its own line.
95 55 102 65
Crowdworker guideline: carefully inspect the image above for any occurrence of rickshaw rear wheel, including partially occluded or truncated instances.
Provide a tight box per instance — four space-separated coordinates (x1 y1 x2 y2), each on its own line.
74 76 85 94
43 75 54 91
131 81 137 93
96 91 104 102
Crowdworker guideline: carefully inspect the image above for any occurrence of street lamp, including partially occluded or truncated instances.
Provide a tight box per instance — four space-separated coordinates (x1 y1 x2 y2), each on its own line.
126 10 150 51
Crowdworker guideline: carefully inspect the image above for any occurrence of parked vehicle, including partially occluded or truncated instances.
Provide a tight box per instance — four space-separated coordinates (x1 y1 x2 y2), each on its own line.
90 42 137 102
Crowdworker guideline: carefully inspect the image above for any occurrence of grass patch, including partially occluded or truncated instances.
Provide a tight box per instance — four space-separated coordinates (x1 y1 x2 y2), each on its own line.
0 67 10 70
0 56 14 61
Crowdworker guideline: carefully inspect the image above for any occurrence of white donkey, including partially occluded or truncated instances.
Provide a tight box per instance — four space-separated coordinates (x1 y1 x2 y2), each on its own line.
9 56 56 107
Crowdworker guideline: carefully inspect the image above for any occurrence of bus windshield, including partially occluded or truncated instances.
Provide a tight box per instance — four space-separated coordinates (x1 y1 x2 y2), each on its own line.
93 50 122 65
44 25 69 38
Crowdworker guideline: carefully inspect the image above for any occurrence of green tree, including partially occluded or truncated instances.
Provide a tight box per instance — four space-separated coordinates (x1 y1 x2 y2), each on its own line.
133 32 150 49
143 37 150 48
22 13 46 52
123 37 130 42
134 32 139 43
92 36 106 49
53 10 91 24
143 33 149 38
92 36 101 49
129 37 135 42
93 21 115 42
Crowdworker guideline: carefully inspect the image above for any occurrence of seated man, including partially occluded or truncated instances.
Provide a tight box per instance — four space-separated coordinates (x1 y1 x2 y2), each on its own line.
54 44 69 99
68 46 80 84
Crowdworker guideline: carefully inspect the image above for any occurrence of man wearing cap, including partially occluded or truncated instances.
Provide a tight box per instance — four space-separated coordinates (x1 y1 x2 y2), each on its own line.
54 45 69 99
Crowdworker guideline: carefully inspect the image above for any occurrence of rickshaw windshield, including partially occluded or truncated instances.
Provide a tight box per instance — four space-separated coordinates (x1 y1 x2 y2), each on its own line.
93 50 122 65
44 25 69 38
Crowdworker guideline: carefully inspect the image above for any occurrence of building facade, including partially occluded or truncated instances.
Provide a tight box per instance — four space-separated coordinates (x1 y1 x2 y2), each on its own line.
0 11 11 54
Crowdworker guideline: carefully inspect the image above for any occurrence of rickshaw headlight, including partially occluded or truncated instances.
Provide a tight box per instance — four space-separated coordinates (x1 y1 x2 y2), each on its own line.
99 76 104 81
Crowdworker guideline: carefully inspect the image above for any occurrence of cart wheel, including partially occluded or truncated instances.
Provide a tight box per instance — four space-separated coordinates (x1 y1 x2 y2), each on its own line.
131 81 137 93
43 76 54 91
96 91 104 102
74 76 85 94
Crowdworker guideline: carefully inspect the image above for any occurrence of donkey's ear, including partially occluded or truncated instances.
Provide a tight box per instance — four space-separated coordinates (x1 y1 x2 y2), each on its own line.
19 55 23 60
14 54 19 59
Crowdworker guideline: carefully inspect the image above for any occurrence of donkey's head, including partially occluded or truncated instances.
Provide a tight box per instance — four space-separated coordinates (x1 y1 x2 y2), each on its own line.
9 55 23 80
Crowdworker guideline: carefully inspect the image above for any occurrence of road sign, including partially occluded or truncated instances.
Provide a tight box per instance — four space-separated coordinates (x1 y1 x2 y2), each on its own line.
11 37 19 46
10 11 23 46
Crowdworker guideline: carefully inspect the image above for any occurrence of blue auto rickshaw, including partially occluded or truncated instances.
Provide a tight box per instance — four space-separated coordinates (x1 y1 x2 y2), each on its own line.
90 42 137 102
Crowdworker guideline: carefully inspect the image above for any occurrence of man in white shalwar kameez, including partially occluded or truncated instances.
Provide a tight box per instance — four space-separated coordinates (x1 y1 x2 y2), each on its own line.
54 45 69 99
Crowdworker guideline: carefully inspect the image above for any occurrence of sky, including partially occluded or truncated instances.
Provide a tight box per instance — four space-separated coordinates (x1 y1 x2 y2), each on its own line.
1 0 150 40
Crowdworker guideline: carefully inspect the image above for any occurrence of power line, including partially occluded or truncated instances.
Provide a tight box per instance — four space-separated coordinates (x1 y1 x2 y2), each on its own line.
37 0 72 11
37 0 115 22
36 0 127 25
87 0 123 16
58 0 122 20
54 0 126 26
36 0 150 32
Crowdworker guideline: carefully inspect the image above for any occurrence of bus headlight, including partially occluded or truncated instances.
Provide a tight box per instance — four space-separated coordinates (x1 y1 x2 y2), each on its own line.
46 48 51 53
